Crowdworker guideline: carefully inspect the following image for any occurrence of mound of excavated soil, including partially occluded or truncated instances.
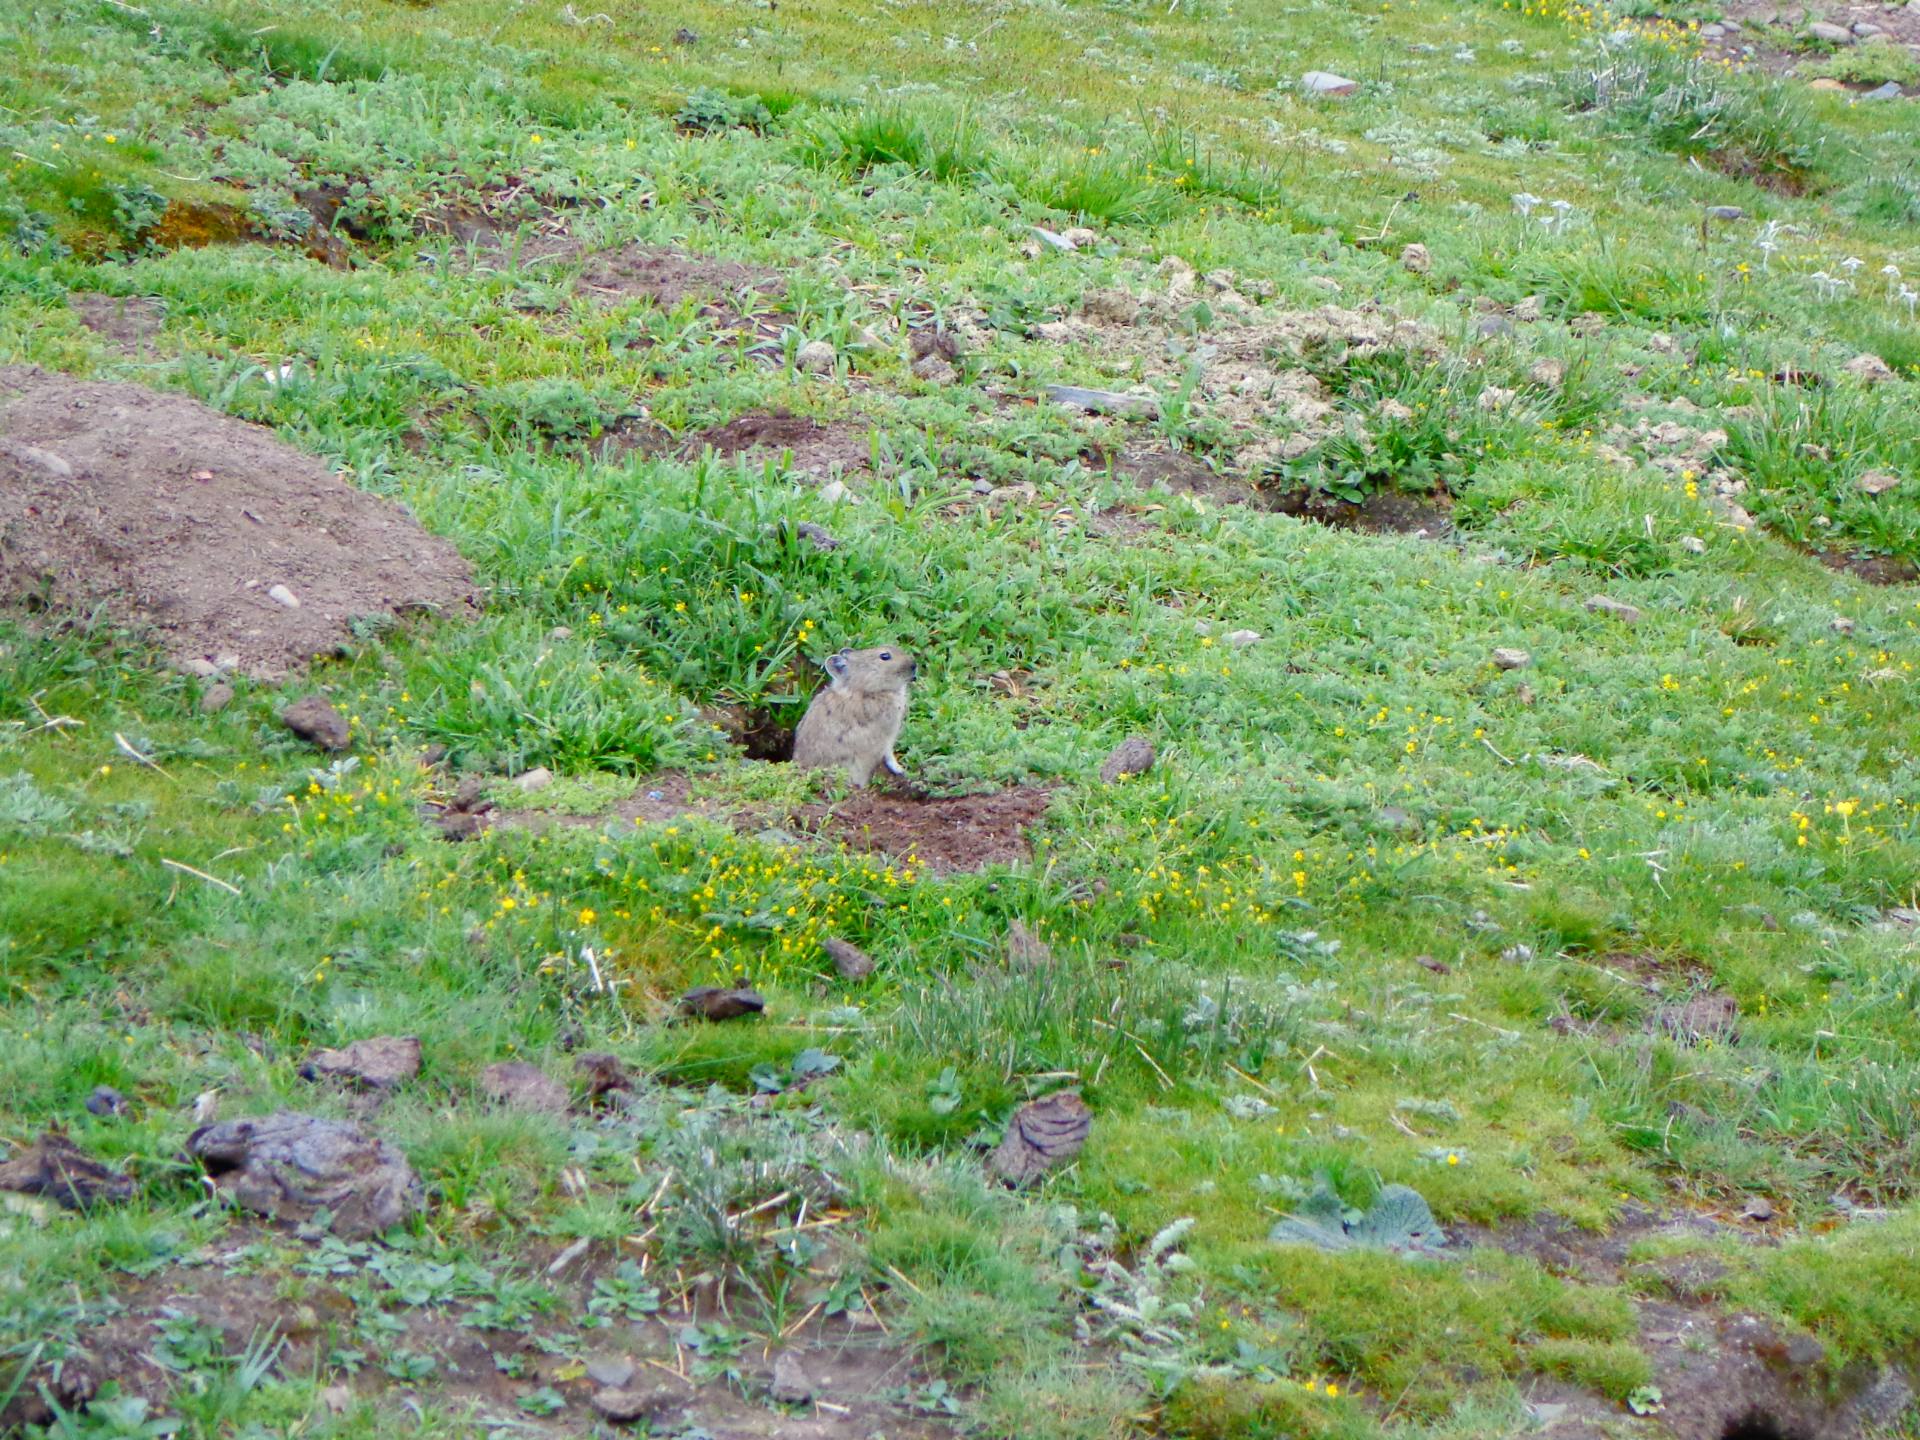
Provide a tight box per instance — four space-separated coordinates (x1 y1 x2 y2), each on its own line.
0 367 477 676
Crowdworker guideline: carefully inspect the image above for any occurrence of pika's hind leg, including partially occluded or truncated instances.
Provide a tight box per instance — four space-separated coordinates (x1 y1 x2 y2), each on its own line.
883 750 905 778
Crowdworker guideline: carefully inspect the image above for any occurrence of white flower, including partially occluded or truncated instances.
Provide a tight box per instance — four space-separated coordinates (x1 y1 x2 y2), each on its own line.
1511 192 1543 217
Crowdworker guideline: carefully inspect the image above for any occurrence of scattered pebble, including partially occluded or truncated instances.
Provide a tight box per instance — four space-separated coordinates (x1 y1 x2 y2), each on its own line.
0 1134 135 1209
1527 357 1565 388
301 1036 422 1090
1045 384 1159 419
1831 615 1856 635
1843 353 1895 385
591 1386 665 1424
266 583 301 609
513 766 555 792
1806 19 1854 42
586 1355 637 1389
187 1111 422 1239
1857 470 1900 495
1681 535 1707 555
1225 629 1262 648
0 440 74 479
1005 919 1054 969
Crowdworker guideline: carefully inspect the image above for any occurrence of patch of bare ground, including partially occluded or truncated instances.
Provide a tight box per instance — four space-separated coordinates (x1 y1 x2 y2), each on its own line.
1264 486 1456 538
1700 0 1920 75
1460 1208 1915 1440
683 408 874 478
67 293 165 353
479 774 1052 873
1089 443 1260 506
518 236 790 342
1808 545 1920 586
0 1232 951 1439
0 367 478 677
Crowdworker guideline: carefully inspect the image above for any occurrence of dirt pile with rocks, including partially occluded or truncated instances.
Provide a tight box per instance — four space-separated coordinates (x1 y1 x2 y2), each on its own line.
0 367 478 676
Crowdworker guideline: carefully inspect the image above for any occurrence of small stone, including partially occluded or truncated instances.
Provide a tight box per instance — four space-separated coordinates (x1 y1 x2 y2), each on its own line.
1647 332 1677 355
266 583 300 610
1100 736 1156 783
1705 205 1746 222
480 1061 569 1114
319 1384 354 1414
823 936 875 980
1400 242 1431 275
1569 312 1606 337
1301 70 1359 96
1860 80 1903 101
1681 535 1707 555
1492 647 1532 670
1225 629 1262 647
1702 21 1728 35
1843 353 1895 385
1080 288 1140 325
199 683 235 715
513 766 554 792
1031 225 1075 253
85 1086 128 1117
215 654 240 673
586 1355 637 1389
818 479 857 504
1527 357 1565 388
187 1111 421 1238
280 695 351 751
1806 19 1855 41
769 1351 814 1405
1585 595 1642 624
1850 18 1884 33
1831 615 1856 635
793 522 839 552
911 353 958 384
1517 682 1536 706
679 986 766 1021
1858 470 1900 495
591 1386 663 1423
1045 384 1159 419
1809 76 1848 89
180 657 220 679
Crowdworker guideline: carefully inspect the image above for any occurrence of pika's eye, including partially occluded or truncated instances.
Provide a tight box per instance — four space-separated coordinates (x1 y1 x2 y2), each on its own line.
879 651 892 661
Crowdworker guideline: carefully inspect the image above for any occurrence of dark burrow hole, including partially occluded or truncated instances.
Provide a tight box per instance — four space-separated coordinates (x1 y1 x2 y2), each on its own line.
1721 1410 1809 1440
708 704 796 763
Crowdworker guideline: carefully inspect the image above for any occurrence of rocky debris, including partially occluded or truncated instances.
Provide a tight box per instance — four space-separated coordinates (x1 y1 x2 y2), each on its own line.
1654 992 1739 1046
266 583 300 610
1301 70 1359 96
513 766 554 793
480 1061 569 1113
1585 595 1642 624
1045 384 1159 419
1858 470 1901 496
280 695 351 751
574 1051 634 1103
1569 312 1606 337
1492 647 1532 670
679 986 766 1021
427 773 496 841
300 1035 422 1089
187 1111 423 1238
1400 242 1431 274
586 1355 637 1388
1080 288 1140 325
823 935 875 980
1100 736 1156 783
1860 80 1903 101
0 1132 135 1209
1843 353 1895 385
989 1090 1092 1186
1806 18 1855 41
795 339 837 375
1004 919 1054 969
84 1086 128 1117
1031 225 1075 254
769 1350 814 1405
198 682 235 715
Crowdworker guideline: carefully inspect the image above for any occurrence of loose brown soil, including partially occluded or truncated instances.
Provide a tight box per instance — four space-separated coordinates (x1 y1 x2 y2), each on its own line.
1461 1206 1914 1440
68 293 165 352
1809 545 1920 586
1265 485 1456 537
1093 443 1260 506
521 238 788 340
0 367 478 677
684 408 874 477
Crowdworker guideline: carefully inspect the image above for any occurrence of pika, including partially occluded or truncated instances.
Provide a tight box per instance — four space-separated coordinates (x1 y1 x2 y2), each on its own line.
791 645 916 785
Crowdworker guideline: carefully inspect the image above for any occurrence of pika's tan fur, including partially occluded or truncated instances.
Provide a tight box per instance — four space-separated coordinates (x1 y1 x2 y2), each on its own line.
791 645 916 785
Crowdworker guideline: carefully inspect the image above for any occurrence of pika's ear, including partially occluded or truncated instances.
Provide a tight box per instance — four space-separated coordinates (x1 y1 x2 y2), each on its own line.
823 651 850 684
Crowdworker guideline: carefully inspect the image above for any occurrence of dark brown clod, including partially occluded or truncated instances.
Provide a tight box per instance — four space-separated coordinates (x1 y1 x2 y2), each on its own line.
679 986 767 1021
1100 737 1155 784
823 936 875 980
0 1132 135 1209
988 1091 1092 1187
280 695 351 751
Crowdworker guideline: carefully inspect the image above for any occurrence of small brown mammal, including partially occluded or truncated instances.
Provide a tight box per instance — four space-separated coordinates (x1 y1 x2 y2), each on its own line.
791 645 916 785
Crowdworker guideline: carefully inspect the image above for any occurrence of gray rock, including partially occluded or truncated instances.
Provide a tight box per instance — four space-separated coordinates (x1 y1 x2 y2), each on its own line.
769 1350 814 1405
1584 595 1642 624
1492 647 1532 670
1860 80 1903 100
585 1355 637 1389
1851 19 1884 33
1704 204 1747 221
1301 70 1359 96
1702 21 1728 35
988 1090 1092 1186
513 766 554 792
1853 1368 1916 1427
1031 225 1075 253
280 695 351 751
1831 615 1856 635
1045 384 1159 419
187 1111 423 1239
480 1061 568 1113
591 1385 667 1423
199 683 235 715
1807 19 1855 41
266 583 301 610
1857 470 1900 495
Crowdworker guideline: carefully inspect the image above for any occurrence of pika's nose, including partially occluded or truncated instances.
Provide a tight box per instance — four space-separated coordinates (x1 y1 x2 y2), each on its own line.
908 657 919 678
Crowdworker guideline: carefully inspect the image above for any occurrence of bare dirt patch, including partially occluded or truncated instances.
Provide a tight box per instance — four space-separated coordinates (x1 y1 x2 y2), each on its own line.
1808 545 1920 586
1461 1207 1914 1440
1092 443 1259 506
822 785 1052 873
1264 485 1455 537
684 408 874 477
68 293 164 352
521 238 788 339
0 367 478 677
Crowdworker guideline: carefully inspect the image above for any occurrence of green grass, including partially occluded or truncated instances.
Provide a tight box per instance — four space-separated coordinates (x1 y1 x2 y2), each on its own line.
3 0 1920 1434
